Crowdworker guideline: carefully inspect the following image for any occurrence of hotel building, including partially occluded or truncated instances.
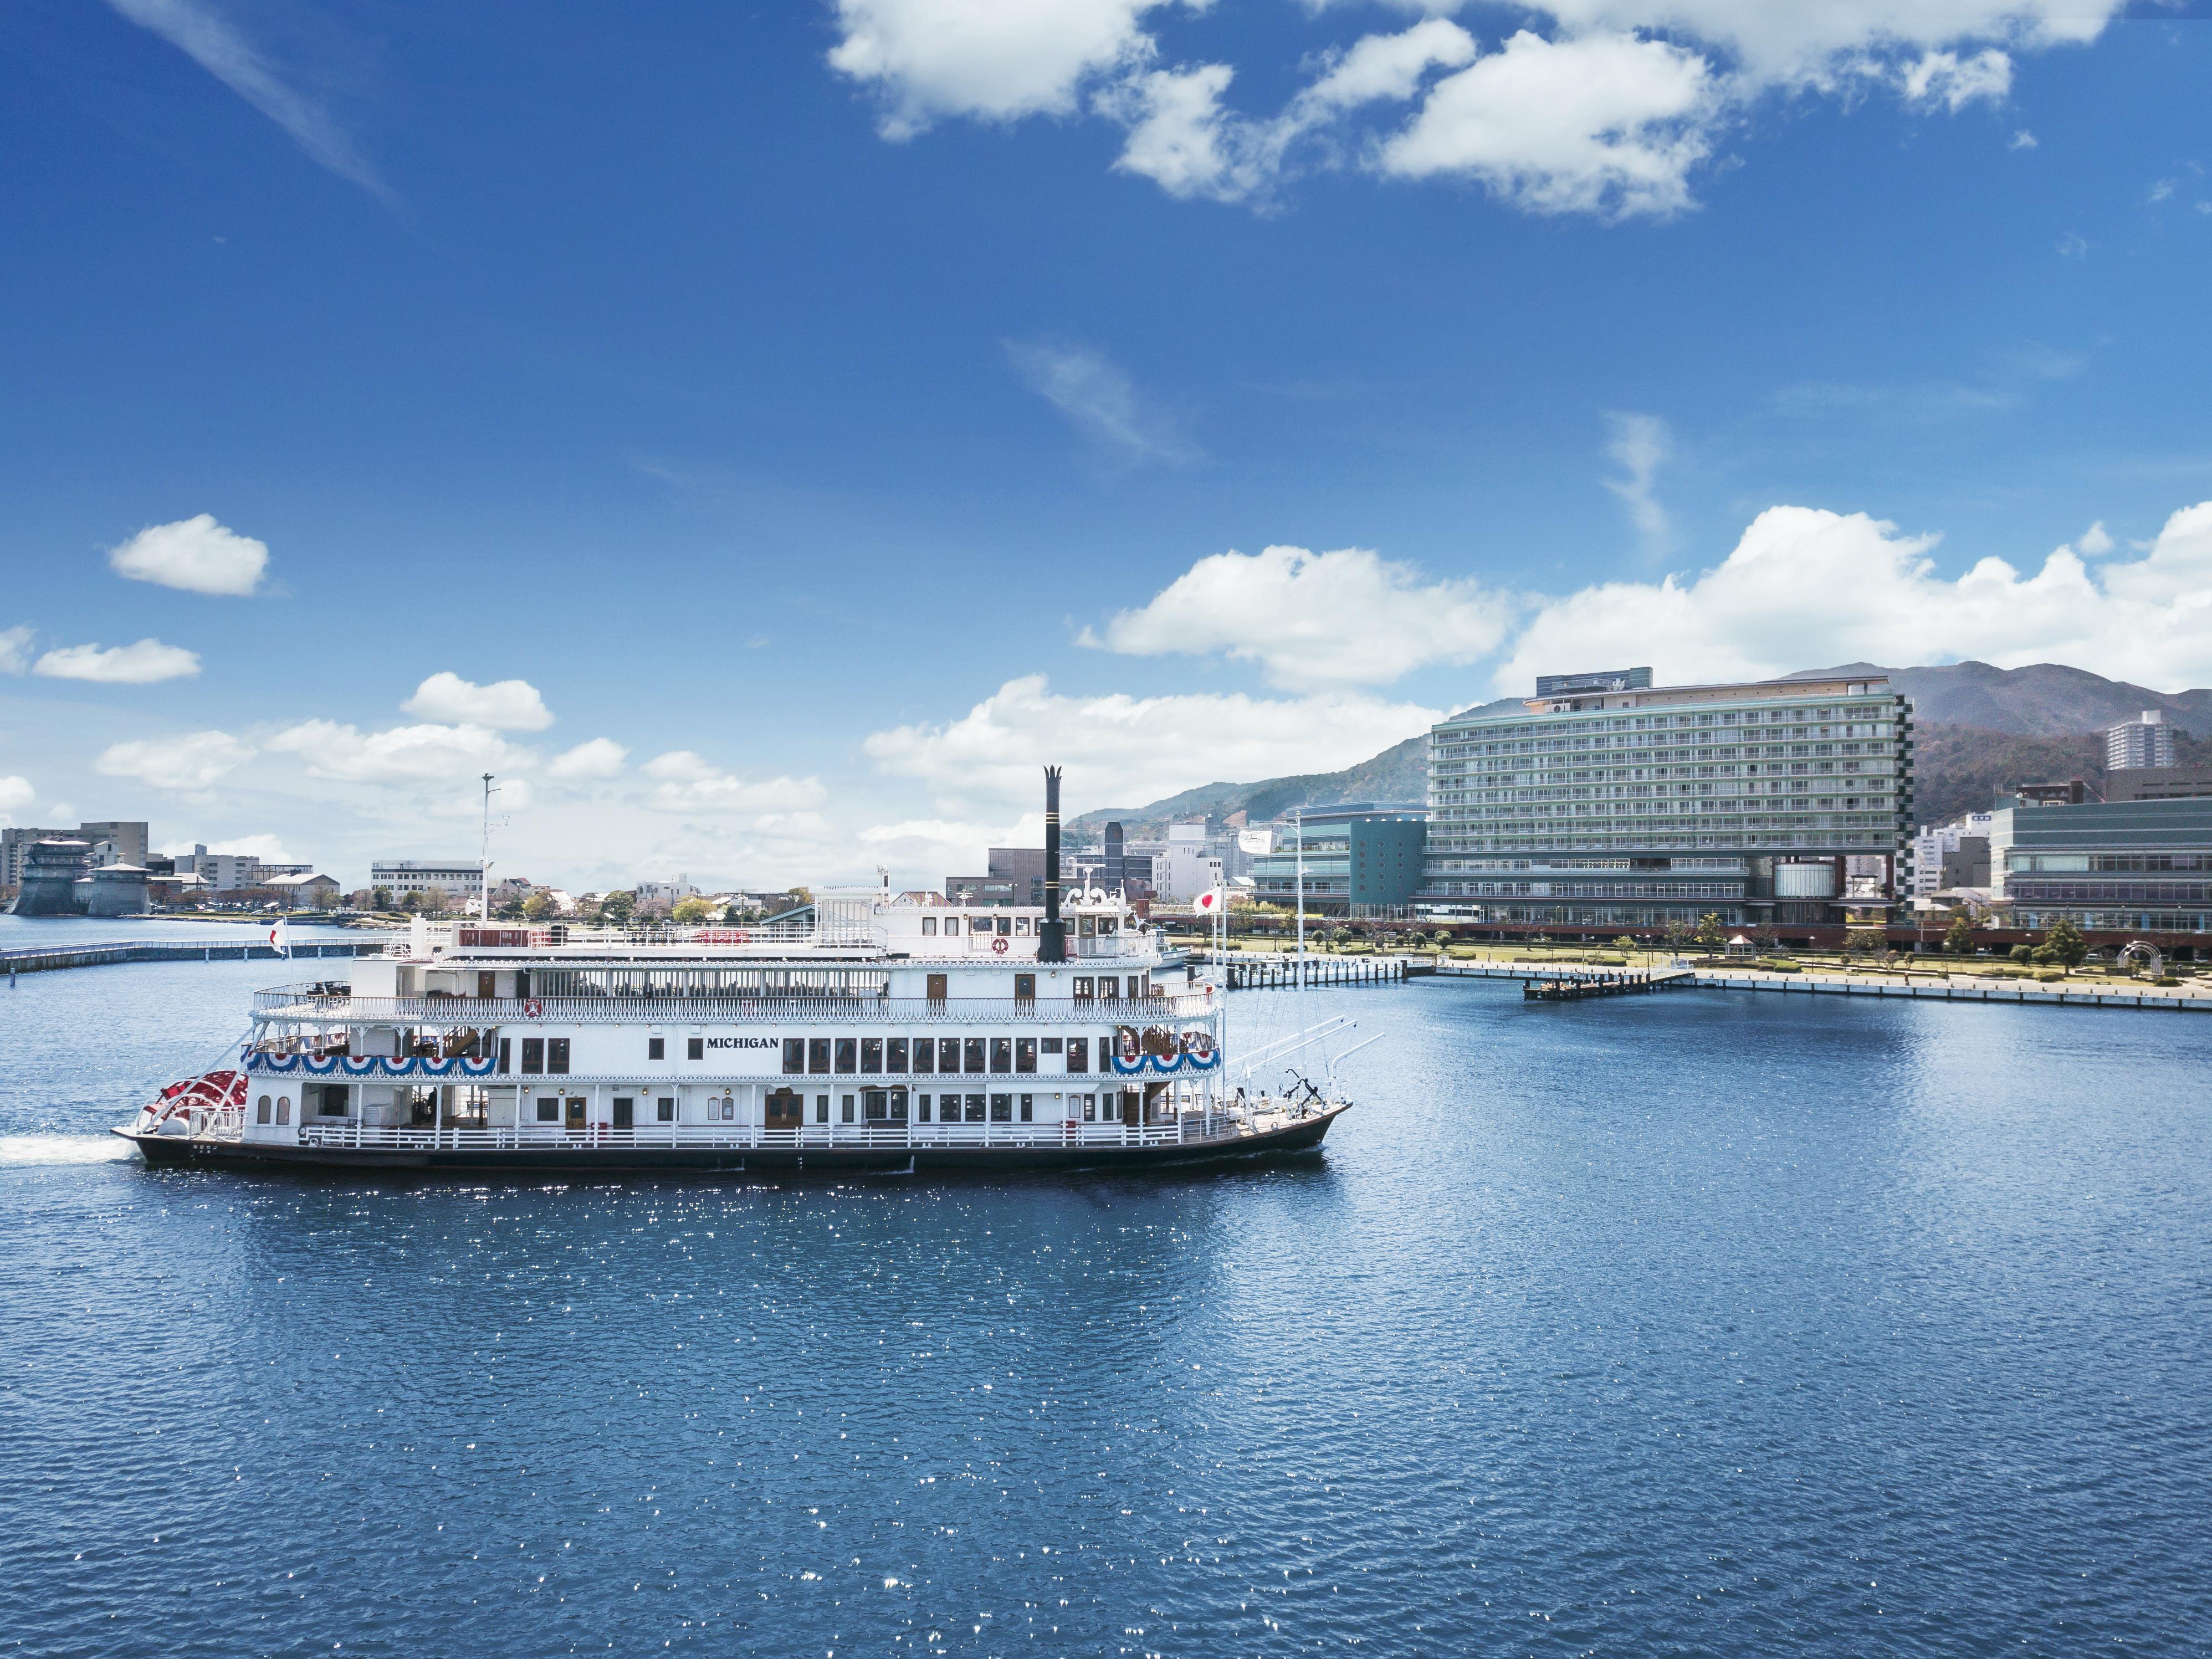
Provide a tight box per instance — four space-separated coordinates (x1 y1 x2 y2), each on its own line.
1420 669 1915 935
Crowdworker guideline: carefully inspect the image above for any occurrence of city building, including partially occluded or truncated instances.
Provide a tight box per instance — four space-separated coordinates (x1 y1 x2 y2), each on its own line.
2016 780 2092 807
179 845 267 892
1990 796 2212 939
3 820 149 890
371 859 487 904
268 872 342 907
1153 822 1222 902
1421 669 1914 935
1912 811 1996 897
1534 667 1653 698
2106 765 2212 803
946 848 1047 907
634 875 700 912
1250 805 1428 918
2106 710 2175 772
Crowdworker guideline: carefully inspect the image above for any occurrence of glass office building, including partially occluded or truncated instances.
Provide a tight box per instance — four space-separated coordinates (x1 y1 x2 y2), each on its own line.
1249 805 1429 918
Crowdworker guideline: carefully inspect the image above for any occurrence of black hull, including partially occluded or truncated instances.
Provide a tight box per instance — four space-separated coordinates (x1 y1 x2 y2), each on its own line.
112 1107 1344 1176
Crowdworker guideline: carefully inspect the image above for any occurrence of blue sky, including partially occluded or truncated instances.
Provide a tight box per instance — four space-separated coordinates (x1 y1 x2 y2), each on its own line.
3 1 2210 892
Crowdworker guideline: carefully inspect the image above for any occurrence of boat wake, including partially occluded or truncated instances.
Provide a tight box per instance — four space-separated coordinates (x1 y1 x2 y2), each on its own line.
0 1133 135 1168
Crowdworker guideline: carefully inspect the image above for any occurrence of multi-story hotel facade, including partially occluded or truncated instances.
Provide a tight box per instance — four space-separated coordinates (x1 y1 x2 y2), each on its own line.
1420 669 1916 938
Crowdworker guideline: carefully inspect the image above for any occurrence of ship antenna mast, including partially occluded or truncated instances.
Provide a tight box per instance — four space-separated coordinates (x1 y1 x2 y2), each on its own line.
480 772 501 921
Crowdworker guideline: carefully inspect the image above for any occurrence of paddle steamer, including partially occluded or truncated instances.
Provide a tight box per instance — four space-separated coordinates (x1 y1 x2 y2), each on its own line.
116 771 1350 1172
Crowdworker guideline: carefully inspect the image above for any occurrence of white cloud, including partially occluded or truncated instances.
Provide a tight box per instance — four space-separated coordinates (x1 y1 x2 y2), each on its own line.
0 626 32 675
864 673 1440 814
33 639 201 684
548 738 628 781
1005 340 1196 464
1087 543 1512 687
1527 2 2117 85
642 751 828 814
1602 412 1671 546
1379 30 1716 218
0 775 34 813
2010 129 2037 149
830 1 2118 216
401 671 555 731
104 0 392 202
1899 47 2012 112
2076 521 2113 556
263 720 525 784
96 730 256 790
1492 498 2212 694
106 514 269 596
827 0 1179 138
2057 231 2088 257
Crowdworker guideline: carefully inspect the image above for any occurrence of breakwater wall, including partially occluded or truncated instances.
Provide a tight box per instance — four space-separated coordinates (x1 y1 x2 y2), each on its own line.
4 939 383 979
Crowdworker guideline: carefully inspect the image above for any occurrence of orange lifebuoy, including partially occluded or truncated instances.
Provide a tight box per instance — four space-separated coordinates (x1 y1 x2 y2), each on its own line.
992 936 1008 954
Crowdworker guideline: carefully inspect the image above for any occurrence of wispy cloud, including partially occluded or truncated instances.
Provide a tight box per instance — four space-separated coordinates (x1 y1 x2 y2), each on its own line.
105 0 393 204
1602 412 1671 549
1005 339 1199 466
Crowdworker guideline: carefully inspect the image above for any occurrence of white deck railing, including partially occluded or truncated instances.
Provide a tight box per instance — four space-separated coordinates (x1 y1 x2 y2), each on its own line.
250 990 1216 1026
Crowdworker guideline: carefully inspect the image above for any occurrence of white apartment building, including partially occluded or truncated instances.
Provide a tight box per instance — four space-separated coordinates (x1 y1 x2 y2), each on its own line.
635 875 700 909
372 859 486 903
2106 710 2175 772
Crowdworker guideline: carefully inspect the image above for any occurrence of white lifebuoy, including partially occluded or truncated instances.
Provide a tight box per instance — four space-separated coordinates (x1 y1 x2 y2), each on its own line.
523 998 543 1018
992 936 1008 954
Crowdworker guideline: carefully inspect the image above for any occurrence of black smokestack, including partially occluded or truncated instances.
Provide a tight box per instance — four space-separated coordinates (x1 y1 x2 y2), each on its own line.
1040 765 1067 963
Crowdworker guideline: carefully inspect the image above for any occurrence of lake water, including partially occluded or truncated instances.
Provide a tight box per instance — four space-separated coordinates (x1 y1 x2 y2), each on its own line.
3 945 2209 1656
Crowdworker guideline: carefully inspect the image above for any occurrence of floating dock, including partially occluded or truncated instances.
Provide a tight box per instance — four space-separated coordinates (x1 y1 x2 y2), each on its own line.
1523 969 1691 1001
1217 956 1411 990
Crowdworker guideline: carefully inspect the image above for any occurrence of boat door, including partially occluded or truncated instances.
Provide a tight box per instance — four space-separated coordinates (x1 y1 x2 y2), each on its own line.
565 1097 586 1133
1120 1088 1139 1128
926 973 947 1005
766 1088 803 1131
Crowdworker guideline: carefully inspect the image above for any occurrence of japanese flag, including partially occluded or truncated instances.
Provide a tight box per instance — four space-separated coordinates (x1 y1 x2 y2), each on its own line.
1194 888 1222 915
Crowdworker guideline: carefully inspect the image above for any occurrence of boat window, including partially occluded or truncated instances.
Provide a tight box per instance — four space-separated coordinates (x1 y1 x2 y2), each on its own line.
1081 1093 1097 1122
842 1094 856 1123
963 1037 986 1073
808 1039 831 1073
1016 1038 1036 1074
784 1039 806 1074
887 1038 908 1073
1040 1037 1063 1054
276 1096 290 1124
1073 977 1093 999
965 1093 985 1123
861 1038 883 1073
997 916 1012 936
917 1094 931 1123
921 916 937 935
890 1087 908 1122
547 1038 571 1075
687 1037 704 1061
939 1038 960 1072
657 1097 675 1122
990 1038 1012 1073
497 1039 510 1074
319 1085 349 1116
834 1038 858 1073
1015 916 1030 935
944 916 961 936
613 1097 634 1129
1019 1094 1033 1123
648 1036 665 1061
1067 1037 1089 1073
1014 974 1036 1001
912 1040 934 1075
521 1037 545 1073
537 1097 559 1122
256 1094 272 1124
990 1093 1012 1122
817 1094 830 1123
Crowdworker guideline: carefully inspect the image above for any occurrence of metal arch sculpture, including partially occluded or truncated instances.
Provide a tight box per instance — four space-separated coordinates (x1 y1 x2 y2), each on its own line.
2117 940 2164 980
